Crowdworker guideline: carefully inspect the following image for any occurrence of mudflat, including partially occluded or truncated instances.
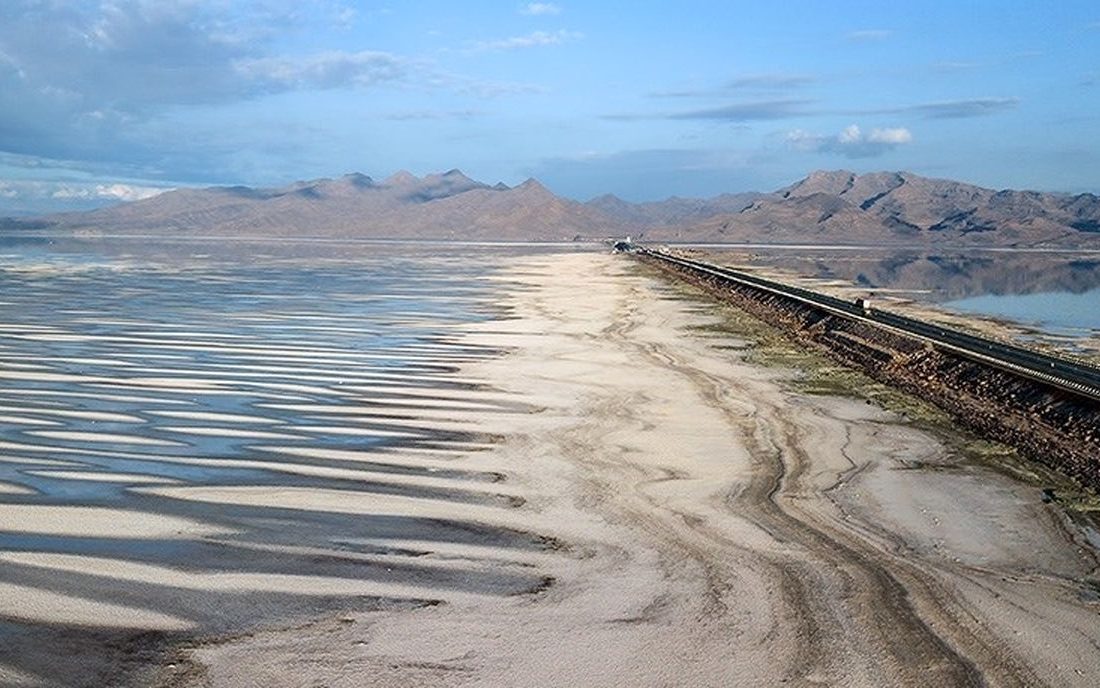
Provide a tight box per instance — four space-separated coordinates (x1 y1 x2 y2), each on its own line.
3 251 1099 687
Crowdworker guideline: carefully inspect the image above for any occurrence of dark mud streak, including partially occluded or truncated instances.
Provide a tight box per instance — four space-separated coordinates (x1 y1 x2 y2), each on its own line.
639 254 1100 490
625 267 1050 686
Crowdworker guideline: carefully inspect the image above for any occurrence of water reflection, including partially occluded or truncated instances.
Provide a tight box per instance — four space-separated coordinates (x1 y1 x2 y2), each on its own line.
946 288 1100 335
705 247 1100 302
0 239 571 684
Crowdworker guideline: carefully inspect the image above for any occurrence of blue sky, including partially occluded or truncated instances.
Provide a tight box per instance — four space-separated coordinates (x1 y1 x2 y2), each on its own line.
1 0 1098 213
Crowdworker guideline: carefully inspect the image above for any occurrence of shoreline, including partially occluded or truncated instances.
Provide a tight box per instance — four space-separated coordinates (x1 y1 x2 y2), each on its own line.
171 252 1099 686
678 245 1100 361
1 250 1098 686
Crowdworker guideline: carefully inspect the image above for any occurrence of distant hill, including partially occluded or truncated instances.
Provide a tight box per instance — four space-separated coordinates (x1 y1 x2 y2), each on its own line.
16 168 1100 247
36 170 620 241
636 170 1100 247
584 191 765 228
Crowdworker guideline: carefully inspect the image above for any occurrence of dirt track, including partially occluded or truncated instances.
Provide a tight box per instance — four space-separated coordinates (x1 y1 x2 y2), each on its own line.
170 252 1100 686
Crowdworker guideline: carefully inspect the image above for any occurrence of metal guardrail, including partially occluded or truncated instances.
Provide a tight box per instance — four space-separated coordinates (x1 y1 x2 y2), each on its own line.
636 246 1100 403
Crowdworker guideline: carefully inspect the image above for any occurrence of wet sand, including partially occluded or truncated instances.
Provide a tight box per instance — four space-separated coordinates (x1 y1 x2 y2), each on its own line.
160 253 1098 687
0 250 548 686
3 251 1100 686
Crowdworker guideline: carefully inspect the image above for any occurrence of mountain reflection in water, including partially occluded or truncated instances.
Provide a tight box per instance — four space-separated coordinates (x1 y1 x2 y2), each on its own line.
698 246 1100 337
705 247 1100 300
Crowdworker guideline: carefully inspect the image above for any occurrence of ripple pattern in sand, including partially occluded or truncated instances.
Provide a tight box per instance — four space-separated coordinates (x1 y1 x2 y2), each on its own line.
0 248 549 684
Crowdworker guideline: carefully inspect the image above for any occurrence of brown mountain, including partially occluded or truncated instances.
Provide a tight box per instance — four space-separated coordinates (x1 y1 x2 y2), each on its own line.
584 191 765 228
36 169 620 241
637 170 1100 247
15 168 1100 247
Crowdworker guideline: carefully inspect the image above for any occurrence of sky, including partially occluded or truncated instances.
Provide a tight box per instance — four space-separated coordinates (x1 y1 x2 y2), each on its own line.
1 0 1098 213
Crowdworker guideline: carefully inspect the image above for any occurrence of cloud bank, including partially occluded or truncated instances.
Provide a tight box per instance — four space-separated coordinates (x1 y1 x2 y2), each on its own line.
0 1 538 185
0 179 171 213
235 51 409 92
787 124 913 158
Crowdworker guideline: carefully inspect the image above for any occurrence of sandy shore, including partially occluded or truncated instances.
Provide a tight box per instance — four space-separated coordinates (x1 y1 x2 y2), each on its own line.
155 252 1095 687
3 251 1099 686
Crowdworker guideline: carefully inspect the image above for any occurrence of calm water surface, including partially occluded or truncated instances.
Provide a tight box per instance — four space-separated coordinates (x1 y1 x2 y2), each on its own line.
945 289 1100 336
0 239 576 681
702 245 1100 338
0 240 510 503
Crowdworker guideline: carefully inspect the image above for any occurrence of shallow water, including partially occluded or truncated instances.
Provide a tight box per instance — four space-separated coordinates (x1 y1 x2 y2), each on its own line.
0 239 581 682
0 241 504 503
698 245 1100 340
945 288 1100 337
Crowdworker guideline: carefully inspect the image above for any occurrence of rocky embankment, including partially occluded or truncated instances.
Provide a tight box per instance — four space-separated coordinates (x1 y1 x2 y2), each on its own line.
640 251 1100 490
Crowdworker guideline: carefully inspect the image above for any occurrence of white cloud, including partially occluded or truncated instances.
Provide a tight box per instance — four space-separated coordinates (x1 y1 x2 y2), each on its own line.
838 124 862 144
97 183 168 201
471 29 582 52
0 180 169 203
235 51 408 91
846 29 892 41
867 127 913 144
786 124 913 158
785 129 823 150
0 47 24 79
50 183 167 201
522 3 562 15
0 1 514 183
49 187 87 200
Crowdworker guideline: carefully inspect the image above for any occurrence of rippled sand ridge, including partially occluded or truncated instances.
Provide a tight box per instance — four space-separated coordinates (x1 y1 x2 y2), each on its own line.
0 245 552 686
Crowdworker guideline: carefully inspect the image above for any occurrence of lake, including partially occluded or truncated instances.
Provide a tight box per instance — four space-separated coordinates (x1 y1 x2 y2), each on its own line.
0 237 1097 684
0 239 575 680
692 245 1100 340
945 289 1100 337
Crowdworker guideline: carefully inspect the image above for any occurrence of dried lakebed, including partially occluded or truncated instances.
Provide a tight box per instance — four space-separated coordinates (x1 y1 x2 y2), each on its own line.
1 248 1098 687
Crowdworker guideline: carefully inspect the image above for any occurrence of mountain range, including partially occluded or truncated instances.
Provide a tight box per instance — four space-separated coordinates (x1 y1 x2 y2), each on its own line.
6 169 1100 248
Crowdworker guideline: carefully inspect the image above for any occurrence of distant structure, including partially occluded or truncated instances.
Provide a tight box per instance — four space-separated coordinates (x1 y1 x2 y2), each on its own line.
612 236 635 252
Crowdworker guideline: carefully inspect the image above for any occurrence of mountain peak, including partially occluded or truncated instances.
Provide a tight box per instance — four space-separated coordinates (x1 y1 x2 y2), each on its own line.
807 169 857 180
341 172 376 188
425 168 476 184
783 169 859 198
585 193 631 209
31 167 1100 248
516 177 548 191
385 170 419 186
512 178 557 201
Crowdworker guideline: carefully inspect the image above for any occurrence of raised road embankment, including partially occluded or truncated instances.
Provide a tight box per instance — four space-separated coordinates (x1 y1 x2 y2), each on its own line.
634 247 1100 490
